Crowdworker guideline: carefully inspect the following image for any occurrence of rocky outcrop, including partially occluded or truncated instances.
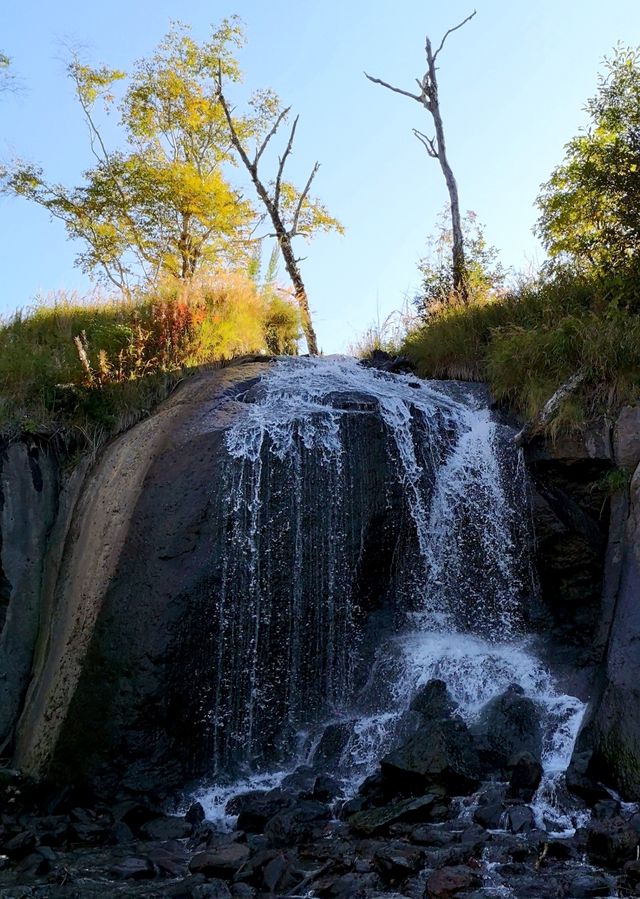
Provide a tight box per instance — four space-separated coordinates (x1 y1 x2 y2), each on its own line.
527 406 640 801
0 442 60 751
572 453 640 800
10 361 432 796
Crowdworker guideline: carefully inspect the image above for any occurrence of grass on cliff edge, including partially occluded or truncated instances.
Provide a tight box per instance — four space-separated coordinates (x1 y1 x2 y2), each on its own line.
402 269 640 434
0 272 300 447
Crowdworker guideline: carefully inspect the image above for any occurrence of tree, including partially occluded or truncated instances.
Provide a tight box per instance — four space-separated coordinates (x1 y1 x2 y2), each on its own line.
216 77 343 355
416 206 506 316
537 45 640 274
1 21 254 292
366 11 476 303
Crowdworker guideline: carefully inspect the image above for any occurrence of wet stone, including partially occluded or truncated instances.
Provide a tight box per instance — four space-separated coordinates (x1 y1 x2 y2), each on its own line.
505 805 535 834
189 842 251 877
568 872 616 897
109 855 156 879
348 794 442 835
426 864 481 898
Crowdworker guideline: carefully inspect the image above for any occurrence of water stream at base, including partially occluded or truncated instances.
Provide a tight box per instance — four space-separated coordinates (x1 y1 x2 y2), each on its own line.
194 356 587 834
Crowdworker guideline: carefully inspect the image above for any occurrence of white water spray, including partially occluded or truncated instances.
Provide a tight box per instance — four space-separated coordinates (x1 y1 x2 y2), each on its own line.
197 356 585 832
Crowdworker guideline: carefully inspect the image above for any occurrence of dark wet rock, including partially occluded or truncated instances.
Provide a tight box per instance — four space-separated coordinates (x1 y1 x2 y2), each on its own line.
426 864 481 897
362 350 415 375
545 837 580 860
505 805 535 834
311 721 355 768
229 885 255 899
16 850 50 876
565 747 612 804
1 828 36 858
313 774 342 802
473 786 506 830
263 799 331 848
140 816 192 840
408 678 458 720
226 789 294 833
586 817 640 867
407 824 459 847
568 872 616 897
186 801 206 827
381 718 481 796
189 842 252 877
622 858 640 888
109 855 156 879
507 750 543 801
261 850 302 893
147 843 189 877
317 871 384 897
373 842 423 885
229 846 277 886
471 685 542 774
112 819 135 843
592 798 621 819
191 882 233 899
348 794 443 835
281 765 317 795
112 798 162 834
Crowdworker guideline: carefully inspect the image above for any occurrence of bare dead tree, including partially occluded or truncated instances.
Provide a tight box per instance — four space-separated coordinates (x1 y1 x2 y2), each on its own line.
216 77 320 356
366 11 476 303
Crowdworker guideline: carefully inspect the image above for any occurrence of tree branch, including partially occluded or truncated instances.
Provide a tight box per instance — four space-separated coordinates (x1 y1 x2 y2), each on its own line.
364 72 422 102
255 106 290 166
413 129 438 158
275 115 298 209
432 10 477 63
290 162 320 236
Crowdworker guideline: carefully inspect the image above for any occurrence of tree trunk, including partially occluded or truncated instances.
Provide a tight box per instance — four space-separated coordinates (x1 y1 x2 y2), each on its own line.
217 92 320 355
278 236 319 355
425 39 468 303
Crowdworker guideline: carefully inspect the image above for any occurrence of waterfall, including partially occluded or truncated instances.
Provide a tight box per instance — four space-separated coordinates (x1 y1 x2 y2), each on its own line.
196 356 585 832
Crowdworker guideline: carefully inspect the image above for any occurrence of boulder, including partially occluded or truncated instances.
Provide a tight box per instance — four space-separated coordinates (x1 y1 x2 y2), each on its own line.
311 721 355 767
372 843 423 883
226 789 294 833
426 865 481 897
472 685 542 774
381 718 481 796
473 785 507 830
281 765 317 795
505 805 535 834
567 872 615 898
408 678 458 720
507 751 543 801
109 856 156 880
263 799 330 848
189 843 251 877
348 793 443 835
586 817 640 867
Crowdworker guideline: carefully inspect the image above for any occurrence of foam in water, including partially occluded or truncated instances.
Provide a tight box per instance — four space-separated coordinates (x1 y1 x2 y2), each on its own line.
196 356 586 832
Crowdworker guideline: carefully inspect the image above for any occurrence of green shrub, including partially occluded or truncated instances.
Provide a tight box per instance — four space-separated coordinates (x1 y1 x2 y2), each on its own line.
403 269 640 431
0 273 300 441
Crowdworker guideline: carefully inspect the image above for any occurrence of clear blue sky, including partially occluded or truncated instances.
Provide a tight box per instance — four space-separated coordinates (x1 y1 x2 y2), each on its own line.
1 1 639 352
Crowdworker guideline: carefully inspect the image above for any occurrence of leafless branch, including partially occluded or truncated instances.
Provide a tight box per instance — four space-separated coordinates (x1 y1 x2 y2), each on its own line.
255 106 290 166
290 162 320 236
432 10 477 63
275 115 298 209
365 72 422 102
413 129 438 158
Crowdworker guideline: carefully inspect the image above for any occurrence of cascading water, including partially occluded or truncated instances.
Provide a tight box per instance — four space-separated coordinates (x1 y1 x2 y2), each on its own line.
196 356 586 834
